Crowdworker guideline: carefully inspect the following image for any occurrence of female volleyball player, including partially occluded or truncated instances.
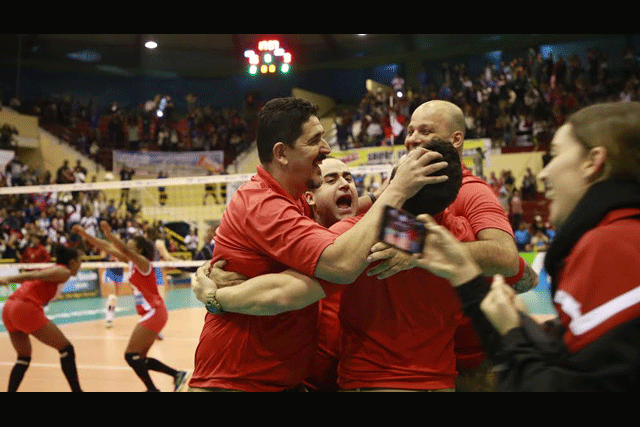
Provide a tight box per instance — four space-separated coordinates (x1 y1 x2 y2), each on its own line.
1 245 83 392
72 222 188 392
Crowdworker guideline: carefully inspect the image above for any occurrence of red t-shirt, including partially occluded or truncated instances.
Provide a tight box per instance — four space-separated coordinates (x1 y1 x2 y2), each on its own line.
19 244 51 264
8 265 64 307
449 165 516 371
449 165 514 238
189 165 339 392
334 210 476 390
554 208 640 354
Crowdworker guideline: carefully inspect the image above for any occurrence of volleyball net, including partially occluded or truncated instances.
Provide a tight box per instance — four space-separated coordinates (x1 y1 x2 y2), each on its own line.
0 164 393 297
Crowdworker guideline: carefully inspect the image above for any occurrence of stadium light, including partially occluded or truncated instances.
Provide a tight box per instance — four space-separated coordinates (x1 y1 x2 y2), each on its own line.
244 38 292 76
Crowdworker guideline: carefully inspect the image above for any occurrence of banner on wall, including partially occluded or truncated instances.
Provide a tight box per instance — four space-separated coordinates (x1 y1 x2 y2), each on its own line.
330 138 492 171
57 269 101 300
112 150 224 178
0 267 101 306
329 145 406 167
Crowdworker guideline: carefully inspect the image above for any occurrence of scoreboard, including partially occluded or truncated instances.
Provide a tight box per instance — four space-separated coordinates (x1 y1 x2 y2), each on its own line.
244 39 292 76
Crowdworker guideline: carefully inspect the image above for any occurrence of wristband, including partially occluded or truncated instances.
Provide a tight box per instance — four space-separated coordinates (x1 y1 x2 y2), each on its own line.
368 192 377 204
504 257 526 286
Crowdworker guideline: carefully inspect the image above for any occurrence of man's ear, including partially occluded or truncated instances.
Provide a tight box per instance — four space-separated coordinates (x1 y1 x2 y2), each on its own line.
582 146 608 182
304 190 315 207
451 131 464 152
272 142 288 166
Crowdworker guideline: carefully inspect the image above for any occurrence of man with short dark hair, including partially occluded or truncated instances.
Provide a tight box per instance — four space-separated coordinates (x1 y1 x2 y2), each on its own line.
188 97 448 392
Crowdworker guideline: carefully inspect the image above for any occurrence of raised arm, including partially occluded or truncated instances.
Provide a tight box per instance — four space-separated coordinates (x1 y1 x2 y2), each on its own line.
100 221 150 273
72 224 128 263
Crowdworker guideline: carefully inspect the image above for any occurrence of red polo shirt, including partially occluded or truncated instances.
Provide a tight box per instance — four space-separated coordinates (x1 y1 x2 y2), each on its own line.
189 165 339 391
335 210 476 390
449 165 516 371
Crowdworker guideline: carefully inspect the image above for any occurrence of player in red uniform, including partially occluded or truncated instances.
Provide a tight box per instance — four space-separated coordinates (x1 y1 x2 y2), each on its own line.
1 245 83 392
72 222 188 392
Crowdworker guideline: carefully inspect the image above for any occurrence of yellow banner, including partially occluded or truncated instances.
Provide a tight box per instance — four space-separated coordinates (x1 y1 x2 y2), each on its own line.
329 145 407 167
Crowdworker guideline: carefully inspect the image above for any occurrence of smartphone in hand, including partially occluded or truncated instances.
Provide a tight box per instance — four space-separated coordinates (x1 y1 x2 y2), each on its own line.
379 205 426 254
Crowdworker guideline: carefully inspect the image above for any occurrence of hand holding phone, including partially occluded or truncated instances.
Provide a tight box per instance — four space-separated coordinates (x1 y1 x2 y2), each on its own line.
379 205 426 254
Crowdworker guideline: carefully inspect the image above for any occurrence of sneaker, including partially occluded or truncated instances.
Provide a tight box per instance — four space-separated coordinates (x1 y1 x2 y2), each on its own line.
105 309 114 328
174 370 191 392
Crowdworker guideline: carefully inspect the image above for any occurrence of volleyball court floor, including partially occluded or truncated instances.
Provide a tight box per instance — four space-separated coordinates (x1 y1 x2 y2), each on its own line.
0 283 556 392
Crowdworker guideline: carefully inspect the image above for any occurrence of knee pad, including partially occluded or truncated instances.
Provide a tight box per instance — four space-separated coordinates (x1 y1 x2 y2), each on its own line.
125 352 143 367
16 356 31 367
59 344 75 359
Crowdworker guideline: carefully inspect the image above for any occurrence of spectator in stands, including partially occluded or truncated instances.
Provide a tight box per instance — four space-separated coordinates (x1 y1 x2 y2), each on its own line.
473 147 484 178
531 214 546 236
194 225 216 261
509 188 524 232
19 233 51 264
118 165 134 206
105 199 117 219
335 113 353 151
514 222 532 252
521 167 537 199
73 160 87 184
55 160 74 184
530 228 550 252
126 115 141 151
184 229 198 258
0 123 18 148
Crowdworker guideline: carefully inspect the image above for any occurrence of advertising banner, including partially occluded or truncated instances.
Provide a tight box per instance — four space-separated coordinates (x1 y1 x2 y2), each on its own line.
112 150 225 178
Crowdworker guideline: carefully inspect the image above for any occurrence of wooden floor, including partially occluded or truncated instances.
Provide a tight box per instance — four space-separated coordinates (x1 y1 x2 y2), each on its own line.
0 288 206 393
1 278 556 392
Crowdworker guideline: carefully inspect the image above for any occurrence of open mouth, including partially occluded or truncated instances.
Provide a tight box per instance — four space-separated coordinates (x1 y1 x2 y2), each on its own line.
336 194 353 211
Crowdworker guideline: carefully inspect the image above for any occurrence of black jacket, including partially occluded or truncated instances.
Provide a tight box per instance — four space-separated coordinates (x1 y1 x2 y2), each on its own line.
456 178 640 391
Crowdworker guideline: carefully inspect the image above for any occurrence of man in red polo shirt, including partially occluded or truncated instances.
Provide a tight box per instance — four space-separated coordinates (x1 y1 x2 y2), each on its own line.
188 97 449 392
399 100 535 391
193 139 475 391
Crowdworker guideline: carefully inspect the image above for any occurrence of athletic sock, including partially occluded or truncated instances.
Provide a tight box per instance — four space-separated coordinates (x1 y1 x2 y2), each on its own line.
125 352 159 392
7 356 31 392
145 357 179 377
59 345 83 392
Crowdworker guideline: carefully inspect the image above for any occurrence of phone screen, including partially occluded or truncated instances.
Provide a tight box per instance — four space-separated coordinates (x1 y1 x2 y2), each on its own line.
379 205 426 254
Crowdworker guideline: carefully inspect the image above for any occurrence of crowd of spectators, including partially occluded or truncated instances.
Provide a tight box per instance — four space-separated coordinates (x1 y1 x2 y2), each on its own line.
6 90 260 170
0 178 191 262
1 43 638 261
335 46 640 150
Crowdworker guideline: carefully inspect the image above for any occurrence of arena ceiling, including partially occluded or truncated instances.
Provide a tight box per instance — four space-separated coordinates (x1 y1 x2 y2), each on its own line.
0 34 598 80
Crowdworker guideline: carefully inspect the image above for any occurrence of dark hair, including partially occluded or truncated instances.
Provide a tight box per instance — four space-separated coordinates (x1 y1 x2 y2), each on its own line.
54 244 79 266
390 138 463 216
132 235 155 260
256 97 319 164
